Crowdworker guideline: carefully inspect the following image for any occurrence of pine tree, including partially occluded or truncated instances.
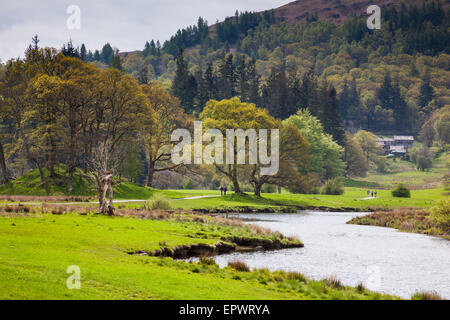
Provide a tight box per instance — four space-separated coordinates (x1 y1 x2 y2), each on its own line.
320 82 346 146
172 50 197 113
236 56 249 101
80 44 87 61
217 53 235 99
110 55 123 72
376 73 394 110
392 77 409 131
419 71 434 109
247 58 260 105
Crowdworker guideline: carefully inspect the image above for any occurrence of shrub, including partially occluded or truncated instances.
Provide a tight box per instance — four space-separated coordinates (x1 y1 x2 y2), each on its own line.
391 184 411 198
148 194 171 210
183 179 194 190
431 199 450 229
199 257 217 266
262 184 277 194
374 157 387 173
228 260 250 272
321 177 345 195
324 276 344 289
411 291 443 300
416 156 433 171
356 282 366 293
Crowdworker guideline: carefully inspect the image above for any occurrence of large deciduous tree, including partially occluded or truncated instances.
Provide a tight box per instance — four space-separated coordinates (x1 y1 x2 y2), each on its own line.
140 82 191 187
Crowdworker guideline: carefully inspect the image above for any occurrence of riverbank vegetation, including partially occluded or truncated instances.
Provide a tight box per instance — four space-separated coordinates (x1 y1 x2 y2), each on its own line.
0 210 398 300
347 199 450 239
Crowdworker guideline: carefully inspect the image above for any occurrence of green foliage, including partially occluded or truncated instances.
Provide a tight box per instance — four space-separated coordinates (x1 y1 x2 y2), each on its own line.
391 184 411 198
284 110 345 179
148 193 172 210
416 156 433 171
321 177 345 195
344 133 368 177
183 179 194 190
430 199 450 229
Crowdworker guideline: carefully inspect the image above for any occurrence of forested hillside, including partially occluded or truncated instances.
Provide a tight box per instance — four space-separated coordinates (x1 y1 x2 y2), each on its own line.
0 0 449 193
69 0 449 135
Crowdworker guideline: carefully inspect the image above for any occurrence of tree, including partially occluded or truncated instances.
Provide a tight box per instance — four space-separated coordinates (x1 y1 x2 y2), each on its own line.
30 55 100 192
172 50 197 113
249 122 310 196
140 83 191 187
344 133 367 177
217 53 236 99
319 82 346 146
434 106 450 148
354 130 380 162
86 69 149 214
110 55 124 72
419 71 434 109
200 97 278 194
80 44 87 61
100 43 114 64
284 109 345 180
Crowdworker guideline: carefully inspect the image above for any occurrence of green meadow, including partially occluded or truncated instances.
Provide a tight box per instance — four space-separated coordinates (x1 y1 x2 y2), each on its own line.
0 212 395 300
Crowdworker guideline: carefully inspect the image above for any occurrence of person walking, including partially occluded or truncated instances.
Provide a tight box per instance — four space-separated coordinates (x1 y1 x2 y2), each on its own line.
367 190 370 197
224 187 227 195
220 187 223 196
375 191 378 198
371 191 374 198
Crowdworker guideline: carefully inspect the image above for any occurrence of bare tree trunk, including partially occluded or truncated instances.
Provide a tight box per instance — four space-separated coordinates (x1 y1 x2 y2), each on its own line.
107 180 114 216
254 182 262 197
35 161 46 187
97 173 114 216
146 161 155 187
67 168 74 193
231 176 241 194
0 141 9 184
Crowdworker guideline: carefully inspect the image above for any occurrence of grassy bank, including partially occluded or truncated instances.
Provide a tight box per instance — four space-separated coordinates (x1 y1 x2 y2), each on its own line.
0 211 396 300
165 188 444 212
347 208 450 240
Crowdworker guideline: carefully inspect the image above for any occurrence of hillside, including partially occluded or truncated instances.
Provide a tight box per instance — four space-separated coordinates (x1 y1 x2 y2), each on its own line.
0 166 156 199
271 0 441 25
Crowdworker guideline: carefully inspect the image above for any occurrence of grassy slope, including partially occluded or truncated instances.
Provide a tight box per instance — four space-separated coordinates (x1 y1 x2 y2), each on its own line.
0 166 182 200
165 188 444 211
350 152 449 190
0 213 393 300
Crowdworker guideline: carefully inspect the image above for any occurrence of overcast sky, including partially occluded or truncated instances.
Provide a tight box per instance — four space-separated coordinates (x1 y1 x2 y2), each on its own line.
0 0 289 61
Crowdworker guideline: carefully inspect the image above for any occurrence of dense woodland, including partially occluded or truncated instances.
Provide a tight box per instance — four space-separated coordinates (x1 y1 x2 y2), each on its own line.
0 1 449 209
65 1 449 136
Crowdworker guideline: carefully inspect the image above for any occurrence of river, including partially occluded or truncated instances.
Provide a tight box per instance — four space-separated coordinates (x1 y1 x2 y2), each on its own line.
214 211 450 299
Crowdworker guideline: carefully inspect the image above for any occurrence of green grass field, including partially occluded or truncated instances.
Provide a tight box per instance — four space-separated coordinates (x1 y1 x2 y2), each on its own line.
161 187 445 212
349 152 449 189
0 212 395 300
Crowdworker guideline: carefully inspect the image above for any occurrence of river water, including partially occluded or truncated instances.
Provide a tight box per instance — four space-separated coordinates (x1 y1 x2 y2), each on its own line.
213 211 450 299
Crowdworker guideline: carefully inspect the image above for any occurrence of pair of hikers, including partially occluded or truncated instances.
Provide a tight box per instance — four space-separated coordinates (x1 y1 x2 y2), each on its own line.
367 190 378 198
220 186 228 196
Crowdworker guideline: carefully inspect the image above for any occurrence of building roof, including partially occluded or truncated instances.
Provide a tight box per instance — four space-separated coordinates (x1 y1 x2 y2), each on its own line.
378 137 395 142
390 145 407 153
394 136 414 141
